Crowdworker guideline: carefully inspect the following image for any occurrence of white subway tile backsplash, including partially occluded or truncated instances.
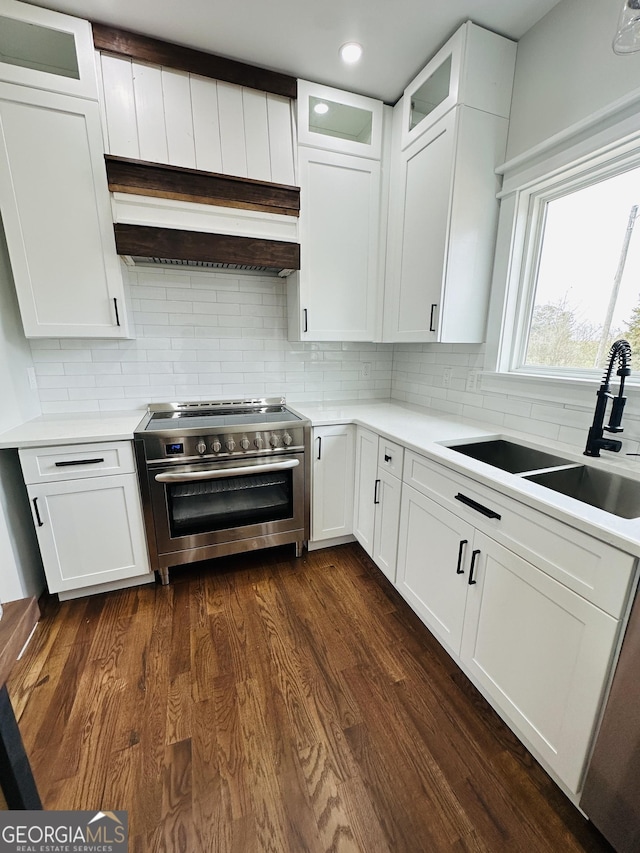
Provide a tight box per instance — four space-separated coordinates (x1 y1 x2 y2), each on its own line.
36 268 598 455
29 266 394 413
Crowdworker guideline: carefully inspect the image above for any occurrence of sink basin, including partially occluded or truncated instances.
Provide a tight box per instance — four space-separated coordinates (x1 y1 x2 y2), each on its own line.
525 466 640 519
448 439 573 474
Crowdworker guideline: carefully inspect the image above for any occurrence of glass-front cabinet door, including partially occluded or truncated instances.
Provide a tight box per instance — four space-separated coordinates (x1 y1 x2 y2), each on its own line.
297 80 383 159
0 0 98 99
400 25 464 149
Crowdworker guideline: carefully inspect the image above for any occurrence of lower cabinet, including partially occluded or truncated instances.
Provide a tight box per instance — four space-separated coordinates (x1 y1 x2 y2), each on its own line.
19 442 151 597
396 471 624 795
311 425 355 542
461 531 618 795
353 427 403 582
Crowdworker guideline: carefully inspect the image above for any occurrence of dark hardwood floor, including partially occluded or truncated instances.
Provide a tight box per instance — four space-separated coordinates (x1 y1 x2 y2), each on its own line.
7 543 613 852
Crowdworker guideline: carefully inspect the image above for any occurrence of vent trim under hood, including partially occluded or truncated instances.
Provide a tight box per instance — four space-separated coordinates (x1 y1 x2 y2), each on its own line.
124 256 294 277
113 223 300 277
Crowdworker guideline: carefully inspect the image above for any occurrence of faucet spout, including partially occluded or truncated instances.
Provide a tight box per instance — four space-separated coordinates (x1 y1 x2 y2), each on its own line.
584 339 632 457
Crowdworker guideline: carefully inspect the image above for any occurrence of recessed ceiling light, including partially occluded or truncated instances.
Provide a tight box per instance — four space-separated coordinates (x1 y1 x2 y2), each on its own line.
313 102 330 115
340 42 363 64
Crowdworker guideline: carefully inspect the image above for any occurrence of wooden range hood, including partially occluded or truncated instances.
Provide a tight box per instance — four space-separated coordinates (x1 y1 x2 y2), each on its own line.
95 27 301 275
114 224 300 275
107 156 301 275
105 155 300 275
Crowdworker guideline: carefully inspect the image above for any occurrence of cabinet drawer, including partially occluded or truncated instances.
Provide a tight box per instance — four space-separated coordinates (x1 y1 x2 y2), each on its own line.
403 450 636 618
378 438 404 478
20 441 135 484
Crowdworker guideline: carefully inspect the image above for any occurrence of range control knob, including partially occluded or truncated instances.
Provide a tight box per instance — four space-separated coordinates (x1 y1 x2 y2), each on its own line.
196 439 207 455
254 435 264 449
282 432 293 447
225 438 236 452
269 434 280 448
240 437 250 451
211 439 222 453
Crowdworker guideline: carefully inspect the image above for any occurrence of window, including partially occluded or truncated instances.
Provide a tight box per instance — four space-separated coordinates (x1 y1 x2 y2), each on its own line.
508 151 640 379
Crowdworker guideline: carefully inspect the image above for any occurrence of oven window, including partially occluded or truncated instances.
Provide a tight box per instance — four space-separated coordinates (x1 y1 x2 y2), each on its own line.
167 470 294 537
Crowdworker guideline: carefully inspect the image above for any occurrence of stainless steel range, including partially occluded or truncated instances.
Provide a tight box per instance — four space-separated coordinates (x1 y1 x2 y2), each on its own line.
134 398 311 583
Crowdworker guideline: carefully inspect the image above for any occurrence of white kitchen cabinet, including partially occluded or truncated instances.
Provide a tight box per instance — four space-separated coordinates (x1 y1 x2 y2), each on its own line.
19 443 151 598
371 467 402 582
383 103 508 343
353 427 403 582
395 450 633 795
288 146 381 341
0 0 99 100
0 82 129 338
400 21 516 150
353 427 378 553
297 79 383 160
311 425 355 542
397 483 473 655
460 531 619 795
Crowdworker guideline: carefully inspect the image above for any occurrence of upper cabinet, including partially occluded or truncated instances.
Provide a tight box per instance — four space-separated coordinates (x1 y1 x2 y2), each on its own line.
0 0 99 100
297 80 383 160
400 21 516 150
384 22 516 344
0 1 129 339
0 83 129 337
289 81 387 342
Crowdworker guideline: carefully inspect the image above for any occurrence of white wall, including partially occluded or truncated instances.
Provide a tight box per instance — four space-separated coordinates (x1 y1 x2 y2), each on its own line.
31 264 394 412
506 0 640 161
0 220 45 602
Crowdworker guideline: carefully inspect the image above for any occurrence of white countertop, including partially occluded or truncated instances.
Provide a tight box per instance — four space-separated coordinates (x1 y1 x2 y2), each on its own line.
3 399 640 558
0 410 145 448
291 400 640 559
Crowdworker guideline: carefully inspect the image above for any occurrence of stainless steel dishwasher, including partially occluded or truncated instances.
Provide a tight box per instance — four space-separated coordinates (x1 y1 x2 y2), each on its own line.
581 587 640 852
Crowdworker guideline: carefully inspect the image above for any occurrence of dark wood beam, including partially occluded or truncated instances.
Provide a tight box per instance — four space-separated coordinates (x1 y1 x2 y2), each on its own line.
92 24 297 100
105 155 300 217
114 224 300 270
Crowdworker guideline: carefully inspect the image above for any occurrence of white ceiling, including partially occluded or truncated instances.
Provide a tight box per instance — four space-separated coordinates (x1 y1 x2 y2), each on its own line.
28 0 562 103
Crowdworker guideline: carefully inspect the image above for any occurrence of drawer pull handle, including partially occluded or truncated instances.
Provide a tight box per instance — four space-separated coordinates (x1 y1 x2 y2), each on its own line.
456 539 468 574
32 498 43 527
374 478 381 504
54 458 105 467
454 493 501 520
384 454 392 463
469 549 481 585
317 437 322 461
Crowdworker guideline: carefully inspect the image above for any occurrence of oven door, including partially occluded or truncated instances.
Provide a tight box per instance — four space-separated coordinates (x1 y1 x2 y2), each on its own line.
148 452 305 556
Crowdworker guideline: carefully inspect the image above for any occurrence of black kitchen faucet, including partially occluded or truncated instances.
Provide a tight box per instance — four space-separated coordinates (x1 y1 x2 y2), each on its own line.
584 339 632 457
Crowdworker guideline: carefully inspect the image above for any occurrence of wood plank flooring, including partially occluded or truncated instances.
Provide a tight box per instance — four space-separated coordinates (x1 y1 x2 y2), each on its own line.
7 543 613 852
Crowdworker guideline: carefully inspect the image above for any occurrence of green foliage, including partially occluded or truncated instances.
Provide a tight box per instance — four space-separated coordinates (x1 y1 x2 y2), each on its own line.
526 297 622 369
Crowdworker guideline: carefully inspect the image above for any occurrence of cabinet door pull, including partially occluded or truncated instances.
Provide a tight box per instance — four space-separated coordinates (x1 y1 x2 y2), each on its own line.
374 479 381 504
454 493 501 520
384 454 392 463
303 308 308 333
469 549 481 585
429 303 437 332
113 297 121 327
55 458 105 467
317 436 322 460
32 498 43 527
456 539 468 574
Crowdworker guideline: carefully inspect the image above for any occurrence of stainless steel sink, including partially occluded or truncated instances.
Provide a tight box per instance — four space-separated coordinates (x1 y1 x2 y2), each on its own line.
524 466 640 519
448 439 573 474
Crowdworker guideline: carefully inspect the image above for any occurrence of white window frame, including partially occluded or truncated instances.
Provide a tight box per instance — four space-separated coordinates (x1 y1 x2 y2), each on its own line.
485 113 640 402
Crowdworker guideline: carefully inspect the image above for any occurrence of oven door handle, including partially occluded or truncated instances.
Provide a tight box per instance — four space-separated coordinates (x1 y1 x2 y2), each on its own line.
154 458 300 483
